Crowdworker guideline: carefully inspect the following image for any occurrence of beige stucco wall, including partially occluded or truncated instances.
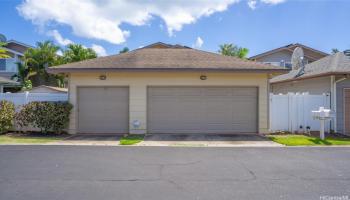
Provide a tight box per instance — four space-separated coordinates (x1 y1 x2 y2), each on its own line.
271 76 331 95
68 72 269 134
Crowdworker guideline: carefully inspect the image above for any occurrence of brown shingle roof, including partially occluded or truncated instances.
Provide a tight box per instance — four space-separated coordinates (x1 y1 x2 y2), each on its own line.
48 43 287 73
249 43 329 60
271 52 350 83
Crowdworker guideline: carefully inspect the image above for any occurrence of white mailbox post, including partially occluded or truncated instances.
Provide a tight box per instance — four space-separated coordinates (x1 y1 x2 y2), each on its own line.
311 107 332 140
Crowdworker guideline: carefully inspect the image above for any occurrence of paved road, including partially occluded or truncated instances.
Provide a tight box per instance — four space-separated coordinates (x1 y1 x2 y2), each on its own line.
0 146 349 200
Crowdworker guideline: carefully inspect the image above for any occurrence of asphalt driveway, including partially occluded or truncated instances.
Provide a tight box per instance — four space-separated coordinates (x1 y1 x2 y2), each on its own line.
0 146 349 200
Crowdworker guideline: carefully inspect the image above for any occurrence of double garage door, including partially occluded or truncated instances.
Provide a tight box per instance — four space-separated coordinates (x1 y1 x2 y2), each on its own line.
78 86 258 134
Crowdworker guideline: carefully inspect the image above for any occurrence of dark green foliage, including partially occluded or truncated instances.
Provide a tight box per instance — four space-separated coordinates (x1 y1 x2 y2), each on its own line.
62 44 97 63
218 43 249 58
15 101 73 134
119 47 129 54
0 100 15 133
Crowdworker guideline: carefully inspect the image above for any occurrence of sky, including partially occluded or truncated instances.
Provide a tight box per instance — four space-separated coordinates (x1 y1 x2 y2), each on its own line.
1 0 350 57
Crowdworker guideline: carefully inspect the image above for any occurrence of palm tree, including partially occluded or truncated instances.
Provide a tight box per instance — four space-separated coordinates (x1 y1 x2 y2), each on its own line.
24 41 60 75
0 42 10 58
62 44 97 63
119 47 129 54
23 41 61 86
218 43 249 59
332 48 339 54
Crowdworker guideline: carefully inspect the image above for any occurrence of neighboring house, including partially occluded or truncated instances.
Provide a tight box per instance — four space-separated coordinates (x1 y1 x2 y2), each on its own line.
27 85 68 93
0 34 32 92
270 50 350 135
0 76 20 93
48 42 286 135
250 43 328 68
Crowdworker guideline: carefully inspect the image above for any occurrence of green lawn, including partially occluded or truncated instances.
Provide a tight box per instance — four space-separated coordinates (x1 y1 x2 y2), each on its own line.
267 134 350 146
120 134 144 145
0 135 64 144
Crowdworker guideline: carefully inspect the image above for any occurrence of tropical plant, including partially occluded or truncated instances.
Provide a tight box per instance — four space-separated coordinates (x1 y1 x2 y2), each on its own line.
11 62 36 90
0 100 15 133
22 41 61 87
218 43 249 59
62 44 97 63
15 101 73 134
119 47 129 54
332 48 339 54
0 42 10 58
24 41 60 74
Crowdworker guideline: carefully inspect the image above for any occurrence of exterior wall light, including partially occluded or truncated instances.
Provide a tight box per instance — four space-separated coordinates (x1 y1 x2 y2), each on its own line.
200 75 207 80
132 120 141 129
99 75 107 80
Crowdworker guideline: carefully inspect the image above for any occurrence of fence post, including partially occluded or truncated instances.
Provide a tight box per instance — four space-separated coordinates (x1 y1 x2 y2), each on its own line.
24 91 29 104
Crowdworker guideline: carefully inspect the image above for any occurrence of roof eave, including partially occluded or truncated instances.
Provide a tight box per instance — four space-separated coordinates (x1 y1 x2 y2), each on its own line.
270 71 350 84
47 67 288 74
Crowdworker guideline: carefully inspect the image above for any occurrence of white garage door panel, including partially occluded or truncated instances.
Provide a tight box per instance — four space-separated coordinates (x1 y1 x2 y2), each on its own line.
148 87 258 134
78 87 129 134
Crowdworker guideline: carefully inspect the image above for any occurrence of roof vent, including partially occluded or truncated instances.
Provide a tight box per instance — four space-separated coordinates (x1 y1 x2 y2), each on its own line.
344 49 350 57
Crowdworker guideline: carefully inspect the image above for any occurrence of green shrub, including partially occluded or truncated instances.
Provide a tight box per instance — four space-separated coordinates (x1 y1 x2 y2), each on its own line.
0 100 15 133
15 101 73 134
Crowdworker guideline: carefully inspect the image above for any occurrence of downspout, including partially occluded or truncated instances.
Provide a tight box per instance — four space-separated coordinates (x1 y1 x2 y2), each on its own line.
332 75 347 133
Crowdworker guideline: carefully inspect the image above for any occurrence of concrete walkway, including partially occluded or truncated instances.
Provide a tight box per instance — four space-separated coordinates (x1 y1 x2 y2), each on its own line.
137 134 283 147
52 135 122 146
47 134 283 147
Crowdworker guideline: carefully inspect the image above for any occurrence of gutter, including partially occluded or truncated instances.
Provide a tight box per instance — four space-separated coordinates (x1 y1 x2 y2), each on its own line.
47 67 288 74
332 75 348 133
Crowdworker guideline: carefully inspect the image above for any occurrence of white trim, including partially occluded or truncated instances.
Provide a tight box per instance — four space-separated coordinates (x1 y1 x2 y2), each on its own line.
2 47 24 56
334 77 347 132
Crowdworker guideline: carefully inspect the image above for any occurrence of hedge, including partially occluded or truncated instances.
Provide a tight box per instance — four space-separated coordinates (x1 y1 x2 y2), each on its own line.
0 100 15 133
15 101 73 134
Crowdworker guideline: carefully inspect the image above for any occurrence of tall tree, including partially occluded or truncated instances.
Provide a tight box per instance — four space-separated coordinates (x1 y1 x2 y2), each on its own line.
23 41 61 86
12 62 36 90
332 48 339 54
218 43 249 59
62 44 97 63
119 47 129 54
0 42 10 58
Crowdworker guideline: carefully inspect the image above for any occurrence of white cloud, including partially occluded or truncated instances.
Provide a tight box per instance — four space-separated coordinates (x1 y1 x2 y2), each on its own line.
17 0 239 44
47 30 73 46
247 0 257 10
57 50 63 56
193 37 204 48
247 0 286 10
91 44 107 57
261 0 286 4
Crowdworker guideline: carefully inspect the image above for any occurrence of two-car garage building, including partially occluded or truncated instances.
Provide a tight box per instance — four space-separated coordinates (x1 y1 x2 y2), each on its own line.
49 43 285 135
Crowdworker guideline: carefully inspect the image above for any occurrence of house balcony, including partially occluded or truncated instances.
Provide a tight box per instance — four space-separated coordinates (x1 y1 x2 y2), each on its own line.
0 58 19 73
262 61 292 69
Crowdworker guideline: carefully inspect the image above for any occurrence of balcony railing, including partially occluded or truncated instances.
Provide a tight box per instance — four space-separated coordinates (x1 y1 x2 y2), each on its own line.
0 58 18 73
262 61 292 69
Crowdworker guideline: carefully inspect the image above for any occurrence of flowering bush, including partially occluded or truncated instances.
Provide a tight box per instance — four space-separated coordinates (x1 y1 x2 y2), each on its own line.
0 100 15 133
15 101 73 134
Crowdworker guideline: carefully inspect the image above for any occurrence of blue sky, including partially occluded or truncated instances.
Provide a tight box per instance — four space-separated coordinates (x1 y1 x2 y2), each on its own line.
1 0 350 57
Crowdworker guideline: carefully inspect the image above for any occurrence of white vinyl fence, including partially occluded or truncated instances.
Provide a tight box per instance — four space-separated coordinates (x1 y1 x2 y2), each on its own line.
270 93 331 133
0 92 68 107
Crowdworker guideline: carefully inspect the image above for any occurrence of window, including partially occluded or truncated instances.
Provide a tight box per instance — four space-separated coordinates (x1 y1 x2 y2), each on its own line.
0 59 6 71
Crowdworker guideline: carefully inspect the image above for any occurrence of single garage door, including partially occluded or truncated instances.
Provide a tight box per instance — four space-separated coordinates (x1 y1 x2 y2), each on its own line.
148 87 258 134
78 87 129 134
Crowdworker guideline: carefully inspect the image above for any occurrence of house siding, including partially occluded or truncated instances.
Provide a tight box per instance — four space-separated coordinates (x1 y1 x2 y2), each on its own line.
271 76 331 95
336 78 350 135
255 50 292 63
68 72 269 134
